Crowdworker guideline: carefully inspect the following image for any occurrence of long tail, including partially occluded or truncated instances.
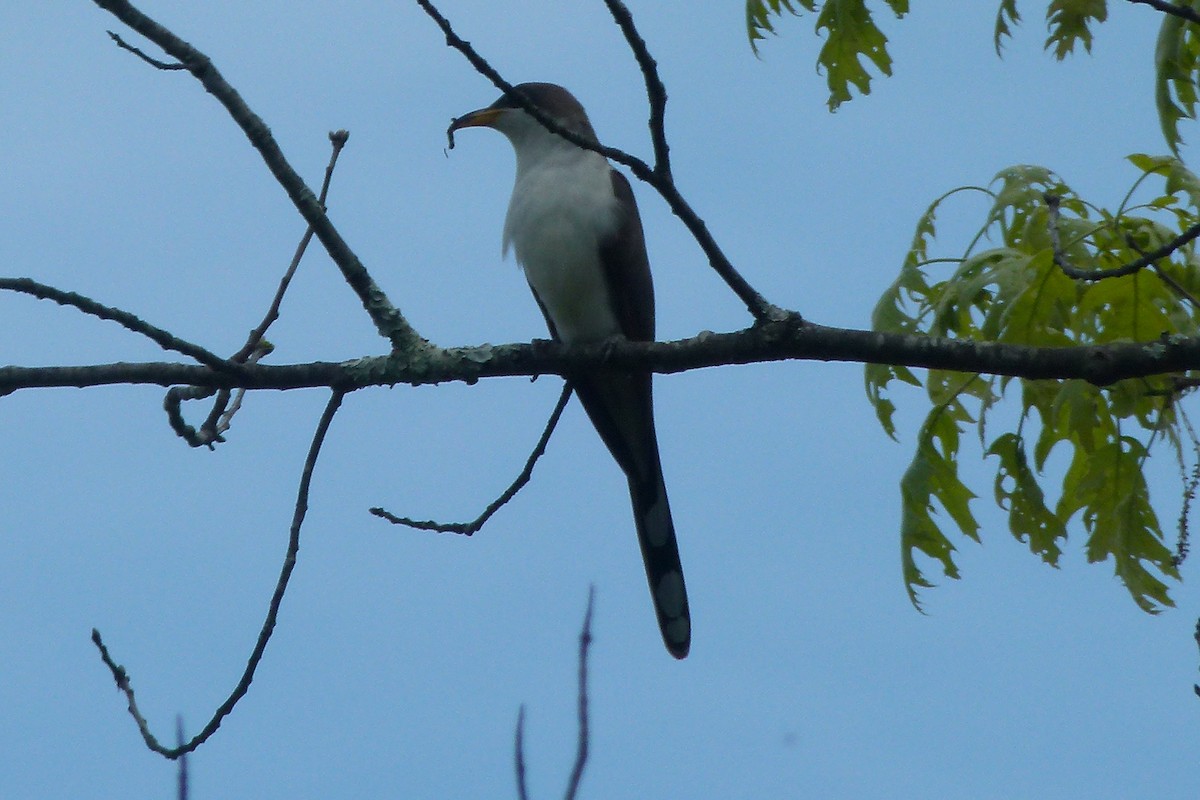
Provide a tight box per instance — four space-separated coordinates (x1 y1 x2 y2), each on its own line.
570 371 691 659
629 467 690 658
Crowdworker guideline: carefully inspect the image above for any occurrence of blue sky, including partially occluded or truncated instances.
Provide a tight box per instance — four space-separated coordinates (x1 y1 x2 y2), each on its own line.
2 2 1197 798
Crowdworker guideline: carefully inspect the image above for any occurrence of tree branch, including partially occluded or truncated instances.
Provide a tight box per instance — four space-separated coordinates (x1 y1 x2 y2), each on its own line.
92 0 424 353
510 587 595 800
1047 193 1200 281
514 704 530 800
370 383 572 533
1128 0 1200 26
93 390 346 757
9 321 1200 395
0 277 238 372
564 586 594 800
601 0 671 177
1194 617 1200 698
174 130 350 448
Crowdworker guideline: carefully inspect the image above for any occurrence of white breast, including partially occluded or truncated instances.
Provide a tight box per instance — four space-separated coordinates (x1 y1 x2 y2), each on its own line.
502 148 622 344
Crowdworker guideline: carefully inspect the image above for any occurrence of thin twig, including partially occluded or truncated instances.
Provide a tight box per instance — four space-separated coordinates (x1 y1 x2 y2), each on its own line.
417 0 784 324
514 705 530 800
1129 0 1200 26
1046 193 1200 281
564 586 595 800
171 130 348 448
197 339 275 446
1174 405 1199 567
94 0 420 351
0 278 237 372
1124 236 1200 310
176 717 188 800
1194 618 1200 698
164 385 219 448
93 390 346 757
601 0 671 177
371 383 572 533
235 130 351 363
107 29 184 69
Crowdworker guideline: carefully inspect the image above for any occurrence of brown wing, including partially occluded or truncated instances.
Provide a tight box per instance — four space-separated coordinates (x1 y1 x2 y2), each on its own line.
598 170 655 342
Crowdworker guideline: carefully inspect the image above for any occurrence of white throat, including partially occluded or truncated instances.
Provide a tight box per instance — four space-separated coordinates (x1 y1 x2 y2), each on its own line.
499 128 623 343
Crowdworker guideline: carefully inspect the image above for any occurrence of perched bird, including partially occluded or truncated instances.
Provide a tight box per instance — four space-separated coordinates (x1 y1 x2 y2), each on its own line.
448 83 690 658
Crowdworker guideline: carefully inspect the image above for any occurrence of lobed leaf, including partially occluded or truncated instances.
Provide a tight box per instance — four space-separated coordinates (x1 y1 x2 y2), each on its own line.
746 0 811 55
994 0 1022 55
1044 0 1108 59
1153 5 1200 157
900 405 981 607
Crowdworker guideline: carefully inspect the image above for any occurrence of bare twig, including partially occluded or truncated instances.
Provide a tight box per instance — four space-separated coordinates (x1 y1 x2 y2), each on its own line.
176 717 188 800
510 587 595 800
1194 618 1200 698
163 385 220 448
1129 0 1200 26
235 130 351 363
417 0 785 324
1174 406 1199 567
93 0 422 352
564 586 595 800
164 340 274 449
422 0 648 172
601 0 671 177
167 130 349 448
196 339 275 446
93 390 347 757
0 278 237 372
107 29 184 69
1046 194 1200 281
371 383 572 533
1124 235 1200 310
514 705 530 800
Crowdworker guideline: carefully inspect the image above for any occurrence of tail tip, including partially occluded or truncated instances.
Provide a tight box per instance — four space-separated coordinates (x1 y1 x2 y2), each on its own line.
663 616 690 659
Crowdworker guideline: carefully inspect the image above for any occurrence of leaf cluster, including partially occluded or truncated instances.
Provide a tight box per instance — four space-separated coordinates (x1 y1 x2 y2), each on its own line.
745 2 1141 109
745 0 908 109
867 157 1200 609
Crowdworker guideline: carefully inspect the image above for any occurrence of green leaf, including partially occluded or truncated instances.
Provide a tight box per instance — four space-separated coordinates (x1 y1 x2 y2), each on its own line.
864 361 920 440
814 0 891 110
1127 153 1200 209
900 405 981 608
994 0 1021 56
1069 438 1180 612
746 1 909 108
1044 0 1108 60
746 0 811 55
986 432 1067 563
1153 5 1200 157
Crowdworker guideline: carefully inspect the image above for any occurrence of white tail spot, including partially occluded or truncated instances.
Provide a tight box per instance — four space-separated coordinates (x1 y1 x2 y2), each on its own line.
644 496 671 547
655 570 687 618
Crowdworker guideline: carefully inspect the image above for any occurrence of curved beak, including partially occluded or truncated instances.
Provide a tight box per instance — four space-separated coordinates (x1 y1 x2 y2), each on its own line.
446 107 504 150
448 107 503 133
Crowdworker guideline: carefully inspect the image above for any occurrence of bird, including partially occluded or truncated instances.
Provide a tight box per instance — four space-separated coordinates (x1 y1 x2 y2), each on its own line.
448 82 691 659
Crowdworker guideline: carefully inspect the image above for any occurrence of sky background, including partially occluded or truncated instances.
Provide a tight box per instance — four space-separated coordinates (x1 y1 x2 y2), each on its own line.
2 2 1198 798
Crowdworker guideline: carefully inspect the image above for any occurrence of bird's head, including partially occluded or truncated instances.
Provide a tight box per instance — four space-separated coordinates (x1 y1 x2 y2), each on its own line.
447 82 598 150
